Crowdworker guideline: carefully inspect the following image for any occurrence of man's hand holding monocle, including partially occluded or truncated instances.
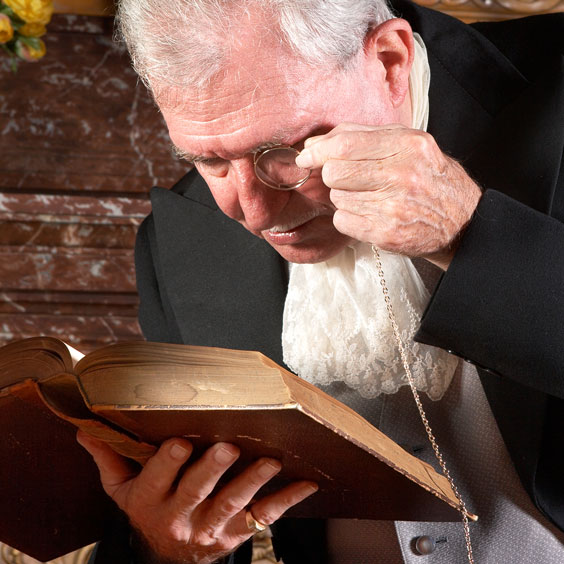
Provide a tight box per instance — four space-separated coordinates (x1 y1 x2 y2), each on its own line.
296 123 483 270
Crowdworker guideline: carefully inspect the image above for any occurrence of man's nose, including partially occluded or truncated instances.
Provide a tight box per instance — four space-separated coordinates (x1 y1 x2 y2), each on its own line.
231 158 289 230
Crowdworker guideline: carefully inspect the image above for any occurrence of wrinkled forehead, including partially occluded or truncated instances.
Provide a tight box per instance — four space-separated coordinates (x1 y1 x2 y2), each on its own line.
155 37 308 111
156 45 332 155
152 8 354 156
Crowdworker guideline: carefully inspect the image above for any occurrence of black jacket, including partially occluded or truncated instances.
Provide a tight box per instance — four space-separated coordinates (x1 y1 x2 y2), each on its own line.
94 3 564 563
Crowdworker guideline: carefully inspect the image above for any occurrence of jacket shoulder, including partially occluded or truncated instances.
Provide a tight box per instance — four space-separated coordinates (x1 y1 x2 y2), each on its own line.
169 168 218 210
471 13 564 80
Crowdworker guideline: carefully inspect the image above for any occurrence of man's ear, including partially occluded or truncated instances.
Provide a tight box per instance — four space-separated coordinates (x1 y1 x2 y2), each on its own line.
364 19 414 108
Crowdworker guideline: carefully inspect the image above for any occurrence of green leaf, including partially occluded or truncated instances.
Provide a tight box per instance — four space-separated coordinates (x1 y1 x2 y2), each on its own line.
18 35 40 49
0 4 18 22
0 4 13 16
0 43 18 72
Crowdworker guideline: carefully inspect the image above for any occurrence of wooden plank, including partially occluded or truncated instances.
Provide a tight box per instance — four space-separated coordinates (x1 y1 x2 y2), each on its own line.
415 0 564 22
53 1 114 16
0 13 185 352
0 313 142 352
51 0 564 21
0 16 186 194
0 192 151 218
0 246 137 292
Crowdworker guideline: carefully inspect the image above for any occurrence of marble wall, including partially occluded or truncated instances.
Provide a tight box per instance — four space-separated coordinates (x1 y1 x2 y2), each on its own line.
0 14 187 352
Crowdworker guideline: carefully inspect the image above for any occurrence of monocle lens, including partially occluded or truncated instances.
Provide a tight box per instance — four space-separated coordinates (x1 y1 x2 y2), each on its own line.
254 146 310 190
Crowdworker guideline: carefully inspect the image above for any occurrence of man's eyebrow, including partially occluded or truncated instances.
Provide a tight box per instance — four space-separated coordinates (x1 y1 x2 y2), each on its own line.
171 134 295 163
172 145 201 163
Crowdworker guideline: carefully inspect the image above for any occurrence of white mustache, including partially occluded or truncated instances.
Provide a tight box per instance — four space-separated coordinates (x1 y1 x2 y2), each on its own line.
267 209 324 233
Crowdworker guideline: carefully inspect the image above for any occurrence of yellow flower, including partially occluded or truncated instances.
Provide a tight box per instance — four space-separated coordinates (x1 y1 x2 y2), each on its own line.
19 22 47 37
3 0 53 25
0 13 14 43
15 37 46 61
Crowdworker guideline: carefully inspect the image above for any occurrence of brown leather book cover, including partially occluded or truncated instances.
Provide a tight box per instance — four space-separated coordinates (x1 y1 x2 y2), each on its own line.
0 337 469 561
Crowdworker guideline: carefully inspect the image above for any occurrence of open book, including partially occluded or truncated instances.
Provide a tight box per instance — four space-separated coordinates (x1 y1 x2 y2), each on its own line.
0 337 471 561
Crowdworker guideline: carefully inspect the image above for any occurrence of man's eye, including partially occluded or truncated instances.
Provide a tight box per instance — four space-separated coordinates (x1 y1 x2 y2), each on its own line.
195 159 229 176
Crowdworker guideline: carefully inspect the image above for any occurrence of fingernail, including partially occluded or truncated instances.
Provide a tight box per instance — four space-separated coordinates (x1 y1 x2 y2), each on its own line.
306 483 319 495
215 446 238 464
295 150 312 169
258 460 281 479
170 443 189 461
296 483 319 501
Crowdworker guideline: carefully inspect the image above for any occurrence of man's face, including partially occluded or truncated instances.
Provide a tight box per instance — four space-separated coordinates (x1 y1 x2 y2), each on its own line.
160 29 401 263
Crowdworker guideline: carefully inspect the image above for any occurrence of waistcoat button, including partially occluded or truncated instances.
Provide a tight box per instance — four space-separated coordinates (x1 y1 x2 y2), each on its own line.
414 535 436 555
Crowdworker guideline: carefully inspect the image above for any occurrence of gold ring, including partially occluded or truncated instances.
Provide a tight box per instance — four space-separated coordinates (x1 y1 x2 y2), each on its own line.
245 509 267 533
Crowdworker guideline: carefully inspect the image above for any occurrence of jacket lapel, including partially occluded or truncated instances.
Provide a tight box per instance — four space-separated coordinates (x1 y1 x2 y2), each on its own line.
149 172 288 366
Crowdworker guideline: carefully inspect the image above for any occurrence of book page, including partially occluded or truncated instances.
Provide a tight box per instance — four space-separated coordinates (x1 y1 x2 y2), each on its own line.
0 337 76 388
75 341 271 373
62 342 85 368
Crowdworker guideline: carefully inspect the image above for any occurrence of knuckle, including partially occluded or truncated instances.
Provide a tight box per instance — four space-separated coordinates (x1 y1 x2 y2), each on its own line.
404 169 420 189
177 486 207 507
411 130 432 153
217 496 245 516
191 526 217 547
167 522 190 543
332 133 354 159
279 492 302 508
247 473 268 490
251 508 276 525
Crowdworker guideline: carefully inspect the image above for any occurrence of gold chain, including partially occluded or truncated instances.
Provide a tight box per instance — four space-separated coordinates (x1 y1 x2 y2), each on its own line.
371 246 476 564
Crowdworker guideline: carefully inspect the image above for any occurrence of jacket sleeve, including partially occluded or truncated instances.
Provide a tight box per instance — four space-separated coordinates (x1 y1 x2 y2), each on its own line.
416 189 564 398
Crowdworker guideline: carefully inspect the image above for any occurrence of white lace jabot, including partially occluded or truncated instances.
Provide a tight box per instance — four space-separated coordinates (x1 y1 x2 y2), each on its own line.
282 244 458 400
281 34 458 401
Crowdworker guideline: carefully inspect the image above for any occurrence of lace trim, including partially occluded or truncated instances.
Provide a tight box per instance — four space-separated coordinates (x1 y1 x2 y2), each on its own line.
282 245 458 401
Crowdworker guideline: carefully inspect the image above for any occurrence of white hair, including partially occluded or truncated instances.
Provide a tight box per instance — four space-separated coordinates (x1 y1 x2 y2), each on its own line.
116 0 395 93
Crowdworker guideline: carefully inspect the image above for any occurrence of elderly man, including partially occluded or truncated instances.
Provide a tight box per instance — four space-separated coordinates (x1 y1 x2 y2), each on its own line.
79 0 564 562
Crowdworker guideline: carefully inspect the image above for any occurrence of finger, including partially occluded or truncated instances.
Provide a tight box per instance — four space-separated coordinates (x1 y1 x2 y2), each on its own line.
247 481 319 525
76 430 139 496
133 438 194 501
227 481 319 540
204 457 282 526
303 122 392 148
296 125 408 169
322 158 395 191
333 209 381 245
173 442 241 512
